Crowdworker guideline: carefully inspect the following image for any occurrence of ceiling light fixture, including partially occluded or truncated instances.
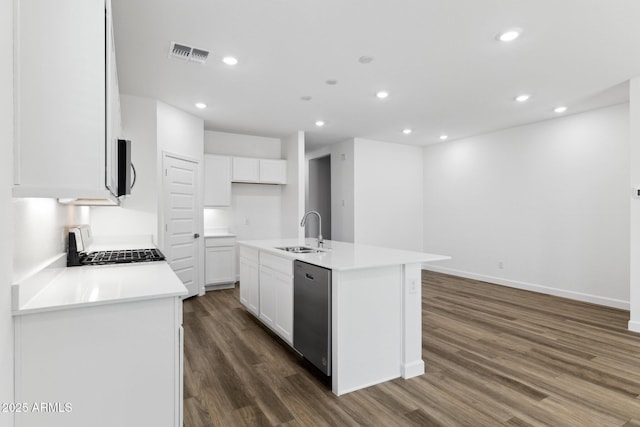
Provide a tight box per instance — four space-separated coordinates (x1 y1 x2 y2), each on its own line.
325 79 338 85
496 29 521 42
439 134 449 141
222 56 238 66
402 129 412 135
358 56 374 64
376 91 389 99
300 96 312 101
554 106 568 113
315 120 325 127
195 102 207 109
515 94 530 102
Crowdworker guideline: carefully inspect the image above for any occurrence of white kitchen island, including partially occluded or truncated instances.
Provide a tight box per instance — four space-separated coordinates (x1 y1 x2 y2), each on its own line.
238 238 450 396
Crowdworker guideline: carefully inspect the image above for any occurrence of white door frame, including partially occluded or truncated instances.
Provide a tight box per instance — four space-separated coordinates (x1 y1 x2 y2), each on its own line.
160 151 204 297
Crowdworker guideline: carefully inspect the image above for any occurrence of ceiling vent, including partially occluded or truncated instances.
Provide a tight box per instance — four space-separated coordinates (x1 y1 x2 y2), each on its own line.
168 42 210 64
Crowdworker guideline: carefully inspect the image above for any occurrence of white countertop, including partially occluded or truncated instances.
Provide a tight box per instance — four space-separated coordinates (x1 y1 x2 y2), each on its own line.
14 262 187 315
13 235 188 315
238 238 450 271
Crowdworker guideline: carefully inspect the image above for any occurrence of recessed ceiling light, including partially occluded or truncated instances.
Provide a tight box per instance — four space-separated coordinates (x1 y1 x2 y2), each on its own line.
315 120 325 127
554 106 568 113
195 102 207 109
300 96 312 101
402 129 412 135
358 56 374 64
325 79 338 85
496 29 521 42
515 94 530 102
376 91 389 99
439 134 449 141
222 56 238 66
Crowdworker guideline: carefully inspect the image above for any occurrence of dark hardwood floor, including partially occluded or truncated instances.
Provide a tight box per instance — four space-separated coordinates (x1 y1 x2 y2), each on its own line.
183 271 640 426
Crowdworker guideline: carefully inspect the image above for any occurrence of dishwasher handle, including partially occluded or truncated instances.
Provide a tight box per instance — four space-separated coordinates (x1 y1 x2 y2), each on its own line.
305 273 314 280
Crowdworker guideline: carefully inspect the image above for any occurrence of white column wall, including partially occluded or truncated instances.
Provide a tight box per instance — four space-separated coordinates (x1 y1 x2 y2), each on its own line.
281 131 305 239
629 78 640 332
353 138 424 251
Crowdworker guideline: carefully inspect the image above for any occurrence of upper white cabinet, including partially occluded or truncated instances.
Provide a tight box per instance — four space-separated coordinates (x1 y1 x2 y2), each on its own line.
13 0 121 201
259 159 287 184
204 155 232 207
232 157 260 183
232 157 287 184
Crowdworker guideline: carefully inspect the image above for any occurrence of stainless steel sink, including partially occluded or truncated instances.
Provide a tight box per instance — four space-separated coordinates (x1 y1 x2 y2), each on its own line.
275 246 323 254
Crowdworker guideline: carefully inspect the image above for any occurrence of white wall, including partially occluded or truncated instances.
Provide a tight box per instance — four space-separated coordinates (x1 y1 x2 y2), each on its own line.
353 138 424 251
204 130 281 158
203 130 283 240
629 79 640 331
329 139 355 242
0 0 13 421
91 95 158 240
281 131 305 239
12 200 89 281
423 104 630 309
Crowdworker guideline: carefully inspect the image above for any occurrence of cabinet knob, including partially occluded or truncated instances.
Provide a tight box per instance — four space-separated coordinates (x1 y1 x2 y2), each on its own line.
194 233 200 239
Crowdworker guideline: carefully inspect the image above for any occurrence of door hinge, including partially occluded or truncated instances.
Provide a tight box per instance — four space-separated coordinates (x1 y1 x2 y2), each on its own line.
165 169 167 176
165 224 168 232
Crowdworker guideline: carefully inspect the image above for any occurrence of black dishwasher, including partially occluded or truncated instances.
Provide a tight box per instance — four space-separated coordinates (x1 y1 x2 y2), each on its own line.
293 260 332 376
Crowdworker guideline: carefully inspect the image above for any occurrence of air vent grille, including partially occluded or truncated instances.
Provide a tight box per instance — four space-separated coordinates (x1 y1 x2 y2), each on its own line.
168 42 210 64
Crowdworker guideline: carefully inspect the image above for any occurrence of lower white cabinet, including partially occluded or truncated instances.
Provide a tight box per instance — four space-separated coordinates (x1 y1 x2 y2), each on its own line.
239 246 259 316
239 245 293 344
273 269 293 343
14 297 183 427
259 265 277 326
205 236 236 288
257 252 293 344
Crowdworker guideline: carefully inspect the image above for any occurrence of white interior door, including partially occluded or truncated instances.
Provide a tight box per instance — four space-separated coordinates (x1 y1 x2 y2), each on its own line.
163 154 200 298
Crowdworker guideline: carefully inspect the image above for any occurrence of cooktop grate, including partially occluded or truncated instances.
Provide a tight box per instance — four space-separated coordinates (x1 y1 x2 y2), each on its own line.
80 248 165 265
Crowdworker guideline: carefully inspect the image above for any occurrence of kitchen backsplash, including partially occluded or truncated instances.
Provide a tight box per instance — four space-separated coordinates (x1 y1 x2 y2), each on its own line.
12 198 89 282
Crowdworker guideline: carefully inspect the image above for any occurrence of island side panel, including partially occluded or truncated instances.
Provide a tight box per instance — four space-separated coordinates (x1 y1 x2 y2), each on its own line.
332 265 403 395
402 263 425 378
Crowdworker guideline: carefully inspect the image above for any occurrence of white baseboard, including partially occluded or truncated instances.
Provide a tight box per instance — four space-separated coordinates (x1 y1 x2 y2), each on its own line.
422 264 630 310
401 360 425 379
629 320 640 333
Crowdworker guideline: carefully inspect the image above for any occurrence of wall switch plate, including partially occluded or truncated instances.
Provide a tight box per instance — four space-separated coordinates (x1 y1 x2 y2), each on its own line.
409 279 418 294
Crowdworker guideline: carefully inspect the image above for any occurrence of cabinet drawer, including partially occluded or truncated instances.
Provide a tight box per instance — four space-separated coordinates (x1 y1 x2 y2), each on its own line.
205 237 236 247
260 252 293 275
239 246 259 263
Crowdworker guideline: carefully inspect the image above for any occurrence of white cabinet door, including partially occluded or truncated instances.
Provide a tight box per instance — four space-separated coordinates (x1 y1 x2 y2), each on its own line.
239 257 259 316
13 0 117 200
14 297 181 427
259 159 287 184
274 270 293 344
205 246 235 285
259 266 277 327
232 157 260 182
204 155 231 207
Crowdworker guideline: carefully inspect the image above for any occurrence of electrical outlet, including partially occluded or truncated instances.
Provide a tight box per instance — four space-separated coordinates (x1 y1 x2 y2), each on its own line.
244 218 250 226
498 261 504 269
409 279 418 294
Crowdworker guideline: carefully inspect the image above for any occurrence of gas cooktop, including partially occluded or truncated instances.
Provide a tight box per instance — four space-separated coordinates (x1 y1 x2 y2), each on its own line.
79 248 165 266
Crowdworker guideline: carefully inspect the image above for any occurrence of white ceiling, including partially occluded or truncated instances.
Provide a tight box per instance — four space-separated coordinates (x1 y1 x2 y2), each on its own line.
111 0 640 150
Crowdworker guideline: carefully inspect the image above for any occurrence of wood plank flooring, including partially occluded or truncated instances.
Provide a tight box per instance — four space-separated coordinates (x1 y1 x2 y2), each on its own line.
183 271 640 426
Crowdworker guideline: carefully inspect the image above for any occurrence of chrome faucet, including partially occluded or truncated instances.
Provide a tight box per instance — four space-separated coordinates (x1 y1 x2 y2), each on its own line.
300 211 323 248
